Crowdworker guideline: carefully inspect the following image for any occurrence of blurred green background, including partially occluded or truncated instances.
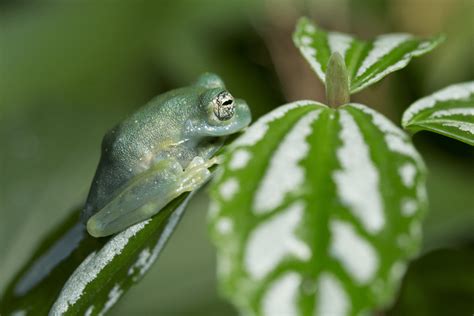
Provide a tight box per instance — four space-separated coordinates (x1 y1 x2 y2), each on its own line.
1 0 473 315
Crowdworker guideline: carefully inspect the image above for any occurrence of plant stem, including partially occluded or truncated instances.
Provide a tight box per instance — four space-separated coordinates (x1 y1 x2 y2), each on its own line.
325 52 350 108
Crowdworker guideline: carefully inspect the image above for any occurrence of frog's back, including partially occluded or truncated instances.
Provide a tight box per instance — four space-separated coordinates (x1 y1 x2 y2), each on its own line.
83 87 202 220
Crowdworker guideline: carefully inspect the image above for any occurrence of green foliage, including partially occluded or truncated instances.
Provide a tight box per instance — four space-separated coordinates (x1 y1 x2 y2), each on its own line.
0 193 193 315
293 17 444 93
209 101 427 315
402 82 474 146
2 11 470 316
206 17 456 315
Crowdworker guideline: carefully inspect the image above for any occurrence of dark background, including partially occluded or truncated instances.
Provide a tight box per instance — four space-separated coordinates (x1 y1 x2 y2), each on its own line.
1 0 473 315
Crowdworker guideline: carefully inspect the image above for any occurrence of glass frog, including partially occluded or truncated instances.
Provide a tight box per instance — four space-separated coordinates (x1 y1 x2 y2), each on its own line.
83 73 251 237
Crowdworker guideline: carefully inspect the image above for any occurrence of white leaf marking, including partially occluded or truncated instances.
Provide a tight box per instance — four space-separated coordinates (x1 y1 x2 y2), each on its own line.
50 220 149 314
357 58 408 90
98 284 123 316
125 195 194 282
348 103 406 137
300 46 326 81
245 202 310 279
401 198 418 216
84 306 94 316
403 82 474 124
357 33 412 77
128 248 151 277
328 32 353 59
399 163 416 187
301 35 312 45
229 149 252 170
233 101 316 147
304 22 316 33
430 108 474 118
389 261 407 285
385 134 423 162
216 217 233 234
442 121 474 135
333 110 384 234
316 273 349 316
219 178 239 201
254 110 321 213
330 220 379 284
263 273 301 316
349 103 423 164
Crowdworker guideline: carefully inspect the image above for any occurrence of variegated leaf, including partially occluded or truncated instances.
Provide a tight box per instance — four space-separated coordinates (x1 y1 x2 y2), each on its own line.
293 17 444 93
1 193 194 316
50 193 194 315
402 81 474 145
209 101 428 316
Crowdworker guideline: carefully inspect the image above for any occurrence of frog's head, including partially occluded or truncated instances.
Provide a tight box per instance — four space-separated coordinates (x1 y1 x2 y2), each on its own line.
187 73 251 138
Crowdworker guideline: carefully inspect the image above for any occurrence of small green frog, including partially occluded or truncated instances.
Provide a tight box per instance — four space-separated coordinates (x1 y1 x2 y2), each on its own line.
83 73 251 237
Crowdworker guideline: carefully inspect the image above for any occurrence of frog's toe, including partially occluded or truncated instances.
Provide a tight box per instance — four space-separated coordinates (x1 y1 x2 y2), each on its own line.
177 167 211 193
187 155 221 171
210 155 223 165
188 156 205 169
87 217 103 238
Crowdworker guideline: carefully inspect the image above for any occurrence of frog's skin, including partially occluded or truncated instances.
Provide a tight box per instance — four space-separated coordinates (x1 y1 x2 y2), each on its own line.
83 73 251 237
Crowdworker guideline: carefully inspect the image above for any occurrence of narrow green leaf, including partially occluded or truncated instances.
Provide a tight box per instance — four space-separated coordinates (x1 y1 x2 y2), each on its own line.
402 81 474 145
293 17 444 93
209 101 427 315
0 210 102 316
0 193 194 316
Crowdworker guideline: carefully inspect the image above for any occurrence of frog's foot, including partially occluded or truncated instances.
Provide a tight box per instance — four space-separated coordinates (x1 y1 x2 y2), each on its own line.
175 155 221 194
188 155 222 169
86 156 221 237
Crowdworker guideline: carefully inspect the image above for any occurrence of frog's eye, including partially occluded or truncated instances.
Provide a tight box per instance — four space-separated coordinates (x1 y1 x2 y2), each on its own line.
212 91 235 121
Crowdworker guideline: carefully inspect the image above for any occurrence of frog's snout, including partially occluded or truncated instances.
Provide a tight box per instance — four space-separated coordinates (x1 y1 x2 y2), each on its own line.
235 99 252 128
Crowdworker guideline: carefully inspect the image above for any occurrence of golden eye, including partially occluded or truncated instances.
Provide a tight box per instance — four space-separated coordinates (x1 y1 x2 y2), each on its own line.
213 91 235 121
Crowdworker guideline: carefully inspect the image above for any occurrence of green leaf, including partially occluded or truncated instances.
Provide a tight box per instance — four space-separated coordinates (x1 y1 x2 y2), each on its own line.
402 81 474 146
209 101 428 315
293 17 444 93
0 193 194 315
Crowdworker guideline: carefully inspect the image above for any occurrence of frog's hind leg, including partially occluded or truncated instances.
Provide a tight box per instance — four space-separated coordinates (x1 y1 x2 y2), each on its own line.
86 156 220 237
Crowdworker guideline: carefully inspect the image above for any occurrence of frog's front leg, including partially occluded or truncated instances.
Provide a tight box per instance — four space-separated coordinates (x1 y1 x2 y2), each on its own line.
87 156 220 237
